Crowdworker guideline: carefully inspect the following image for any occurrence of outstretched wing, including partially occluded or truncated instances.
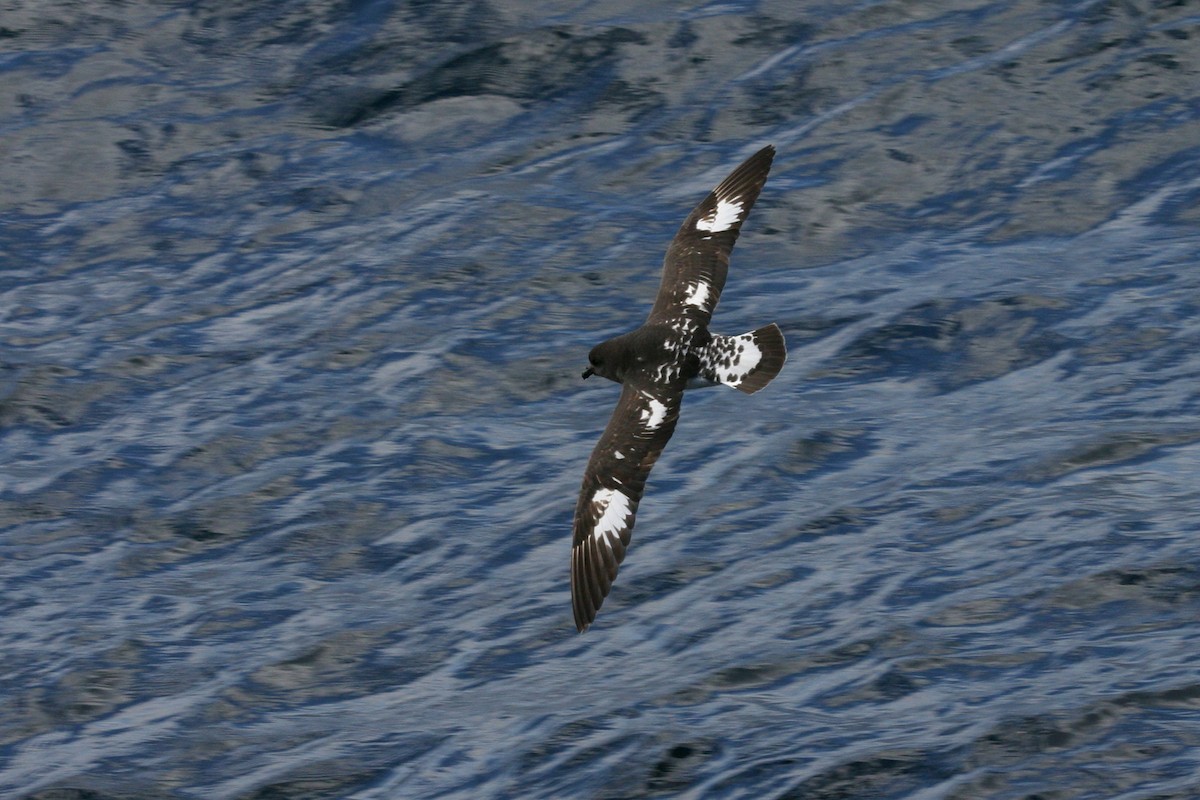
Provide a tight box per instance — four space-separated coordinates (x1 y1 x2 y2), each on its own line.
571 380 682 632
647 145 775 327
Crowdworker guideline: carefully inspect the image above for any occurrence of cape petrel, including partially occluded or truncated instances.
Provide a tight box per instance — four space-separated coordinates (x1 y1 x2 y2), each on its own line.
571 144 786 632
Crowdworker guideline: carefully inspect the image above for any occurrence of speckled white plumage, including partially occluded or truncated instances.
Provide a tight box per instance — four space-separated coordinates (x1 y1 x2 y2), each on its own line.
571 145 784 633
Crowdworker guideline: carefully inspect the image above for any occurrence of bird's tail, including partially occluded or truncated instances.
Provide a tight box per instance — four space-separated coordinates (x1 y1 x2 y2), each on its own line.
698 323 787 394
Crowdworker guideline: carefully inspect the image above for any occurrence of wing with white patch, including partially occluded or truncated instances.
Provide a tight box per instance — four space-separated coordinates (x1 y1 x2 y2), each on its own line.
647 145 775 326
571 381 682 632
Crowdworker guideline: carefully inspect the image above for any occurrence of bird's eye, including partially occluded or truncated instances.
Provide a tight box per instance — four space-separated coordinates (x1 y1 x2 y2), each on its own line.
589 354 599 366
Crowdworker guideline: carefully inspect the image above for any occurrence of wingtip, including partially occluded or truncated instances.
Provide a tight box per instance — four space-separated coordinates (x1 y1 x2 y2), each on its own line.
572 595 595 632
572 597 591 633
571 541 601 633
712 145 776 208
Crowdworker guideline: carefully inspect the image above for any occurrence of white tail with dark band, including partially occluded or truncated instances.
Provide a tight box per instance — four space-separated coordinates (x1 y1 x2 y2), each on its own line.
697 323 787 394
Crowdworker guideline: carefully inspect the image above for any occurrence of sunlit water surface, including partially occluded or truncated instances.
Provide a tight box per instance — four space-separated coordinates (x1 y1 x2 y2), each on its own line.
3 1 1200 798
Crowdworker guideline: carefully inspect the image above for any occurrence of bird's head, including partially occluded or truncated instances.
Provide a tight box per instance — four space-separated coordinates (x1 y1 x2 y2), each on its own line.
581 337 628 383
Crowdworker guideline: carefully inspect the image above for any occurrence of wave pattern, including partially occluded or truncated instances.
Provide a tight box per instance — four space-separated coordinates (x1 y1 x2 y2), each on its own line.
2 0 1200 797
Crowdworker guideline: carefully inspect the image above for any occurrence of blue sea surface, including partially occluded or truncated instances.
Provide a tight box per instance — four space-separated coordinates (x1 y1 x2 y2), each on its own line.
2 1 1200 798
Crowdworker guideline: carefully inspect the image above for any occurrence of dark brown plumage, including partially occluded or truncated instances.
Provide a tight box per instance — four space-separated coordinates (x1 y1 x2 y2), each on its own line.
571 145 786 632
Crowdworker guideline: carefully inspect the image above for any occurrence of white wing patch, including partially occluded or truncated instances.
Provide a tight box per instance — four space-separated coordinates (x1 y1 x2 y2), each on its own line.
696 197 744 233
591 487 631 542
683 280 710 309
639 393 668 430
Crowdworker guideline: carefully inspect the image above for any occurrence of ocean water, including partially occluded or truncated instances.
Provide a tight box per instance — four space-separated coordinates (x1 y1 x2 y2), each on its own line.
3 1 1200 798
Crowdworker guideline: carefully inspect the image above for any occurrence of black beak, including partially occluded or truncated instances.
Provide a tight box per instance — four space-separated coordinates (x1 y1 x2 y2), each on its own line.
582 367 594 379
